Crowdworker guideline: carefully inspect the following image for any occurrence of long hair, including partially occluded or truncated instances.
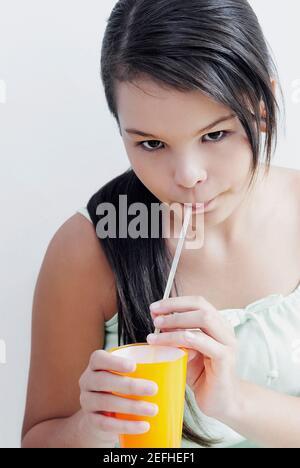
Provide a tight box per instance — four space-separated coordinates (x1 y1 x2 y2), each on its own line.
88 0 283 447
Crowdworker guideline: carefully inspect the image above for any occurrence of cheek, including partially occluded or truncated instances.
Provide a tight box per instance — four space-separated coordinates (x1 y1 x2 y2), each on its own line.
132 157 159 183
124 145 152 179
215 136 252 187
126 150 168 198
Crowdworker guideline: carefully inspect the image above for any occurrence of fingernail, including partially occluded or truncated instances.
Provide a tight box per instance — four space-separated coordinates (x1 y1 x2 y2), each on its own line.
154 317 163 326
150 302 161 311
147 334 157 343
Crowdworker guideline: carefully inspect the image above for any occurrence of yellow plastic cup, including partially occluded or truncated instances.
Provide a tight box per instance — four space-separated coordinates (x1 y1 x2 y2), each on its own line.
107 342 188 448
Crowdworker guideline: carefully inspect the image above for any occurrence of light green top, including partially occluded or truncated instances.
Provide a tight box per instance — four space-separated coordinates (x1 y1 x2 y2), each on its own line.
77 207 300 448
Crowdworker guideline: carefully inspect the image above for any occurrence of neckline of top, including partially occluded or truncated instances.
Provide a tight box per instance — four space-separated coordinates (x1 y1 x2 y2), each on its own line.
219 279 300 315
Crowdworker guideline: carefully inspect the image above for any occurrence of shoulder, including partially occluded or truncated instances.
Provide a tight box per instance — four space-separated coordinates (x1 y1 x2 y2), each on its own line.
292 167 300 197
263 165 300 235
270 165 300 201
292 168 300 229
274 165 300 233
283 166 300 207
41 213 117 323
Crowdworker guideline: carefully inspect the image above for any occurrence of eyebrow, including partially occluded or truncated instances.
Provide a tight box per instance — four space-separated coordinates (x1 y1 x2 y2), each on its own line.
125 113 237 139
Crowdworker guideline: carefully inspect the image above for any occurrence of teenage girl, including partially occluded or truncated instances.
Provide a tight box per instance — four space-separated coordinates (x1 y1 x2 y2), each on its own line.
21 0 300 448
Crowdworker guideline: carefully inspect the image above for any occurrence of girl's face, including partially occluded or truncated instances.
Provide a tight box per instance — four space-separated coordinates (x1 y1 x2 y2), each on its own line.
116 77 257 229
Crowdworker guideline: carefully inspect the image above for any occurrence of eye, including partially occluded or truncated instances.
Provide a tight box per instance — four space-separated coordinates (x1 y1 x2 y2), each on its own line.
136 130 230 153
202 131 229 143
137 140 165 152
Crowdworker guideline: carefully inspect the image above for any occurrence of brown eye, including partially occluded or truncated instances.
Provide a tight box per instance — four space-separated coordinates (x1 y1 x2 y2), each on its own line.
202 131 228 143
138 140 164 152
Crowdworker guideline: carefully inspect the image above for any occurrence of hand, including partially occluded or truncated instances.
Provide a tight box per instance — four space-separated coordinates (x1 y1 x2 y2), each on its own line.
147 296 241 421
78 350 159 444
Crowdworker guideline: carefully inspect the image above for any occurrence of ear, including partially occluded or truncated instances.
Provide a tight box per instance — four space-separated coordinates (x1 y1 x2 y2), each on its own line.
259 78 276 132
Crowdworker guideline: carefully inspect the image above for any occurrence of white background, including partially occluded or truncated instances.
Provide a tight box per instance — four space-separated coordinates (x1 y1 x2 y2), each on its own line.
0 0 299 447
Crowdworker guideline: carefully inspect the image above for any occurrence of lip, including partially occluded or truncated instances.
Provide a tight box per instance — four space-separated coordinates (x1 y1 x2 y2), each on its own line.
181 196 217 213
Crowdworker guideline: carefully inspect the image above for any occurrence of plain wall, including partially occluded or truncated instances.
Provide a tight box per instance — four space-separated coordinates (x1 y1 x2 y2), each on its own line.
0 0 299 447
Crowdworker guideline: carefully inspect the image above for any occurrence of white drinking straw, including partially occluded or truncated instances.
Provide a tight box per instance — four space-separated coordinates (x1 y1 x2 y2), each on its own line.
154 205 192 335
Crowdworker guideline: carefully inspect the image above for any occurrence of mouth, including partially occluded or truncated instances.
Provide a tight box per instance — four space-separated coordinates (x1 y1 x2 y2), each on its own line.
180 196 218 213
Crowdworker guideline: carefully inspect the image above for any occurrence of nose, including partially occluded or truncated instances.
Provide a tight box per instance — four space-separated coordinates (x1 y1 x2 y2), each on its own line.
173 156 208 189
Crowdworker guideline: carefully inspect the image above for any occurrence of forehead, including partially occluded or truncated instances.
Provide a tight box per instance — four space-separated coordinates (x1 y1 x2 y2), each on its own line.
115 77 232 136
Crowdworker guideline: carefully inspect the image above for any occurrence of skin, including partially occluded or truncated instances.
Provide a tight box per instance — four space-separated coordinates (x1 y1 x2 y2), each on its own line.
147 295 300 447
116 76 275 248
115 76 300 447
116 77 300 312
22 76 300 448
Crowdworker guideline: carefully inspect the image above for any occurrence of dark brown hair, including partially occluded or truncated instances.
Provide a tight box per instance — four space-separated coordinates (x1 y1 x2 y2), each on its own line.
87 0 284 447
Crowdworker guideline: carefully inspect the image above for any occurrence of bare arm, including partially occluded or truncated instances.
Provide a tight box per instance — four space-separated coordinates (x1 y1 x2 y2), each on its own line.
21 409 117 448
221 380 300 448
21 213 118 448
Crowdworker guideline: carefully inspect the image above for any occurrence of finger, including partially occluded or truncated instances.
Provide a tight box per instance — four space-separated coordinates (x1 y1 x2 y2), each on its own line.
147 330 225 360
89 349 136 372
154 327 183 333
83 370 158 396
88 412 150 435
80 391 158 417
153 310 235 346
186 348 198 362
150 295 214 314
